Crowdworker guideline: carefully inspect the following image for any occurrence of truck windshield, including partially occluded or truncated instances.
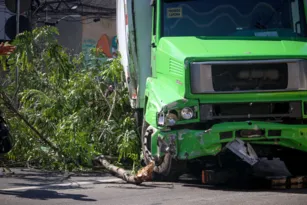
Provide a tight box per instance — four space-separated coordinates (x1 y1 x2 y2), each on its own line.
162 0 307 38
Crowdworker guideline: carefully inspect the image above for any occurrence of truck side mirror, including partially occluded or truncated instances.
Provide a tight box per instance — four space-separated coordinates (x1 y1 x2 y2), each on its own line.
151 43 156 48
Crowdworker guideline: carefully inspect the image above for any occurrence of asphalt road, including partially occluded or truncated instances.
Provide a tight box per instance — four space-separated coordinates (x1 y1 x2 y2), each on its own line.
1 168 307 205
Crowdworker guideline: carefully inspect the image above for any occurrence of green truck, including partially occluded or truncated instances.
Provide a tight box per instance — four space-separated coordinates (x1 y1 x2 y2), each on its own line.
116 0 307 181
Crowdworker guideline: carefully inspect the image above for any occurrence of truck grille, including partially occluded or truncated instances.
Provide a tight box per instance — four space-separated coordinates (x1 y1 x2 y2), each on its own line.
211 63 288 92
190 59 307 93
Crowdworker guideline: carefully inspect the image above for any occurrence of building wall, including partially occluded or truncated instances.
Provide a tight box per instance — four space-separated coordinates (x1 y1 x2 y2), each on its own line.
56 16 83 54
81 17 117 58
35 16 117 57
1 13 117 57
34 16 83 54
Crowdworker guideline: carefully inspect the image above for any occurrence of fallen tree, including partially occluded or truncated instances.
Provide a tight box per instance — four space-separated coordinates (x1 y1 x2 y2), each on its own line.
95 152 173 185
0 26 141 172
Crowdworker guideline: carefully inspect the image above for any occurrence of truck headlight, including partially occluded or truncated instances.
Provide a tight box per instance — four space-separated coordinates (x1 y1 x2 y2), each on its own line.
166 112 178 126
181 107 194 120
158 110 179 126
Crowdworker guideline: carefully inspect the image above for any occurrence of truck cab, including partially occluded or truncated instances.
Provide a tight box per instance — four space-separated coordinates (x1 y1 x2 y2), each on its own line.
117 0 307 180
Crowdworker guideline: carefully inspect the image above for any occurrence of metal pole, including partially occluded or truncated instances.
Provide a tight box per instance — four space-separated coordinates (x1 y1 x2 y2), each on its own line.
16 0 20 34
15 0 20 104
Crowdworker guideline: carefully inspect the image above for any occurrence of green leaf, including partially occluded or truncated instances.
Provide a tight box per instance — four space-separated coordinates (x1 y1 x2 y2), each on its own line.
0 26 139 171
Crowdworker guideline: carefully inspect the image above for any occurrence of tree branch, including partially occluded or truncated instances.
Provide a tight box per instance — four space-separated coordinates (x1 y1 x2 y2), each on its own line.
95 155 155 185
108 90 117 121
0 90 83 169
0 91 59 152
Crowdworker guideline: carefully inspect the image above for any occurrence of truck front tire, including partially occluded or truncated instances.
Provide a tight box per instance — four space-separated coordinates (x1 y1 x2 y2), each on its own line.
134 109 143 139
141 119 152 165
141 118 186 182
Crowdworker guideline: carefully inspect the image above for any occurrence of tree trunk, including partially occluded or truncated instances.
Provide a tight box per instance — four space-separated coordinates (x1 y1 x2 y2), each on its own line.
96 155 155 185
95 153 173 185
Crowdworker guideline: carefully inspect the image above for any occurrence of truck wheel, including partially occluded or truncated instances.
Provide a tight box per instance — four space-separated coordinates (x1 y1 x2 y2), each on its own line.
141 119 152 165
141 119 186 182
134 109 143 139
134 109 144 166
152 158 187 182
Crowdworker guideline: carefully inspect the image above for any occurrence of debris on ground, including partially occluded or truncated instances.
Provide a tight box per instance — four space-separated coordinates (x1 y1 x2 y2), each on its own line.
95 155 155 185
95 153 172 185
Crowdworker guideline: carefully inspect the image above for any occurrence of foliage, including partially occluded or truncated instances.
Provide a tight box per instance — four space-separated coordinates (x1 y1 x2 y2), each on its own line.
0 26 140 171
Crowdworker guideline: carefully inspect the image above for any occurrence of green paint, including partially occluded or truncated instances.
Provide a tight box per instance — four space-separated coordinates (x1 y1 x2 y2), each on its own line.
142 0 307 162
150 121 307 159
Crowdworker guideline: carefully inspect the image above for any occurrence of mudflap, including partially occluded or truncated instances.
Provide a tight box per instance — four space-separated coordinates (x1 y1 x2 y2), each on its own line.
252 158 292 178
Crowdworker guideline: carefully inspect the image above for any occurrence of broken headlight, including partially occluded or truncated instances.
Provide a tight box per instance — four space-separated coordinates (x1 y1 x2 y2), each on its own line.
158 111 179 126
157 106 198 127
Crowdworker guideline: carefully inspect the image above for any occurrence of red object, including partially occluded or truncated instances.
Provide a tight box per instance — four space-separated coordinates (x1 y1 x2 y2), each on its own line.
0 42 15 55
96 34 112 58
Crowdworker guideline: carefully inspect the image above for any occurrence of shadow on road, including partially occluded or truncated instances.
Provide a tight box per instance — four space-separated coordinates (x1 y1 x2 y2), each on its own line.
105 183 175 190
6 182 94 190
4 169 111 180
0 189 97 201
1 168 113 187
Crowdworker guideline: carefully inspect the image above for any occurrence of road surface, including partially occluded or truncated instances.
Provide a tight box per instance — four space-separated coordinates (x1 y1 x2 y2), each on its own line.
0 168 307 205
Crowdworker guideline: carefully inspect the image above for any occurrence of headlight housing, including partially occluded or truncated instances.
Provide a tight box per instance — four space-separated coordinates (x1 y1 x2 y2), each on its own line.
157 105 198 127
166 112 178 126
158 111 179 126
181 107 194 120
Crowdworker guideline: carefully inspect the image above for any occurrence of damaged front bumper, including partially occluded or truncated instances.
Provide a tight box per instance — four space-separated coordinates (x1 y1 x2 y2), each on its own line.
150 121 307 160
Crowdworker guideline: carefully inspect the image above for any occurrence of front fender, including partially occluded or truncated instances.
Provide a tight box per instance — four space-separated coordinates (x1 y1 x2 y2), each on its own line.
144 77 184 127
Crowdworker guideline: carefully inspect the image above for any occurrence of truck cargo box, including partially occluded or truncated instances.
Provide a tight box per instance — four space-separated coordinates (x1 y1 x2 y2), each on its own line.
116 0 152 108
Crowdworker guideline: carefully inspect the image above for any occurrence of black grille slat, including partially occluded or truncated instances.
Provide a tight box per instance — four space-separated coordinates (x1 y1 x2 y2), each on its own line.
200 101 302 121
220 131 233 140
268 130 282 137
